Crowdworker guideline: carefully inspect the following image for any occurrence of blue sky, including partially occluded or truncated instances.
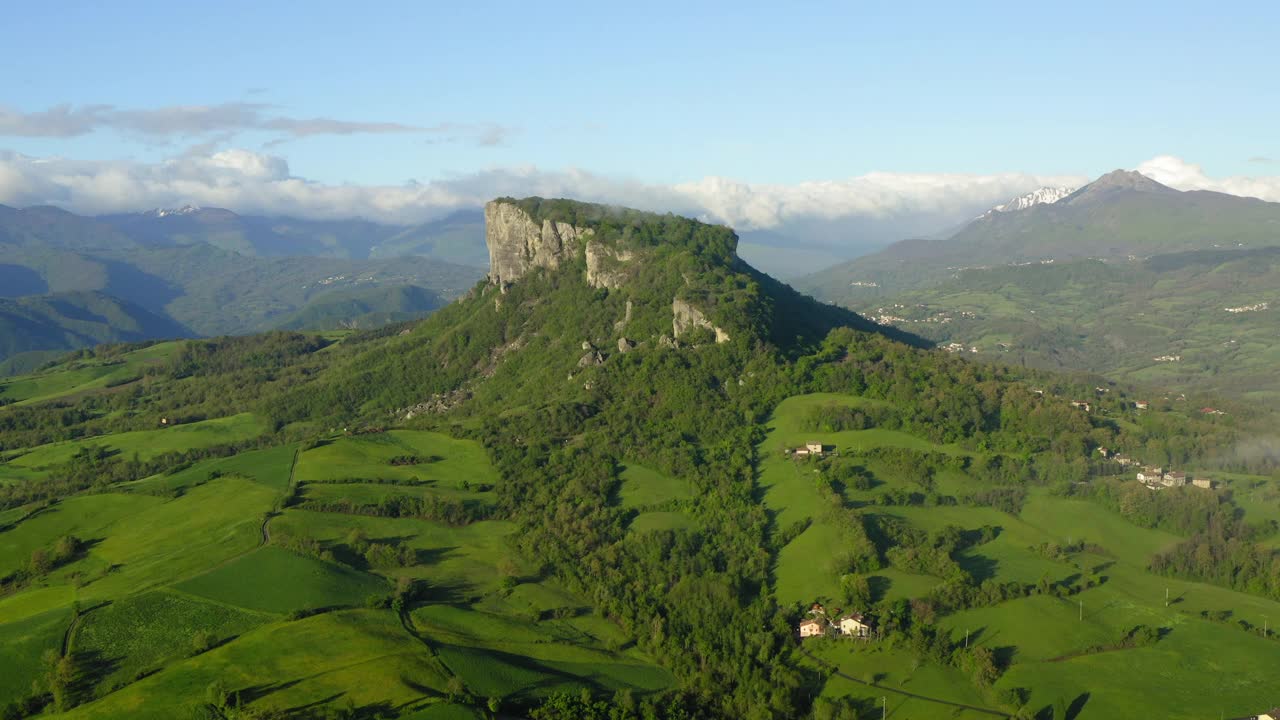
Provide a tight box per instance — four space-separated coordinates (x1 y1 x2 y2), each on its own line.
2 0 1278 233
5 0 1277 183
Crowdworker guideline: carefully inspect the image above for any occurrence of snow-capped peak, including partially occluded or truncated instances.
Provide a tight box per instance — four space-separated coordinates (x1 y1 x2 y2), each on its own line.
147 205 202 218
981 187 1075 217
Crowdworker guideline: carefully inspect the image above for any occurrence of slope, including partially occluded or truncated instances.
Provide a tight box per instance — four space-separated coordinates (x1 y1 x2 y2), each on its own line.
801 170 1280 302
0 291 189 366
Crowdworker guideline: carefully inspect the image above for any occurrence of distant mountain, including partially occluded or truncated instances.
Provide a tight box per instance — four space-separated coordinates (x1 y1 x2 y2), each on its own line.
981 186 1076 216
0 290 188 371
0 204 487 359
271 284 445 331
800 169 1280 304
369 209 488 267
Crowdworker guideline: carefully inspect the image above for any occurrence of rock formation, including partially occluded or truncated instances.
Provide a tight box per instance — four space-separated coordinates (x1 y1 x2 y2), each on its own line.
671 298 731 344
485 201 594 287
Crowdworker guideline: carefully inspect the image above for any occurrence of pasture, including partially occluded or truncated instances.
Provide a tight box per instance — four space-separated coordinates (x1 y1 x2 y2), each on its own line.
8 413 269 469
174 545 388 615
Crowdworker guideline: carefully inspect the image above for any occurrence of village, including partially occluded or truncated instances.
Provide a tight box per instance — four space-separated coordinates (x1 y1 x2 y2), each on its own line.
1099 447 1218 490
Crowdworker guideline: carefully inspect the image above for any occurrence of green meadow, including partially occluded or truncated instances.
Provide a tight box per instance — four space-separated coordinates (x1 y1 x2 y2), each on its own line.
763 393 1280 720
9 413 268 469
175 546 389 614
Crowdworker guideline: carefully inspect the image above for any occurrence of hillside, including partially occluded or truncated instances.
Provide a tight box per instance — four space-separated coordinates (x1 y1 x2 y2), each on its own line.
0 205 486 353
0 292 188 368
800 170 1280 302
838 247 1280 403
0 198 1278 720
271 285 445 331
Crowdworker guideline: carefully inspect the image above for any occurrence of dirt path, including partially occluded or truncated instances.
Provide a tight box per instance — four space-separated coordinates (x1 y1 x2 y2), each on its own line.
798 645 1010 718
261 447 302 546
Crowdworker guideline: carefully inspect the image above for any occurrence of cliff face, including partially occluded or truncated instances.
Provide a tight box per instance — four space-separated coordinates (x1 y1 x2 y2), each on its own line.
485 201 594 287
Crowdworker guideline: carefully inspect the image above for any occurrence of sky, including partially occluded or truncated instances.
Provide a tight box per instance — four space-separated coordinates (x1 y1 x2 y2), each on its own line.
2 0 1279 240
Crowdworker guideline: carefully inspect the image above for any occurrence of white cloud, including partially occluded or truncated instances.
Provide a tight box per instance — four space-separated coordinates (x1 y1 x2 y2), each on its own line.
0 148 1083 239
5 148 1274 253
1136 155 1280 202
0 102 509 146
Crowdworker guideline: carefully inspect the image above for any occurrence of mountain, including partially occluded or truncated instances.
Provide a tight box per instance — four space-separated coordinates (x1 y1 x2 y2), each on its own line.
0 290 188 369
0 204 486 350
800 169 1280 303
1 197 1277 720
271 284 445 331
982 185 1076 215
369 208 488 267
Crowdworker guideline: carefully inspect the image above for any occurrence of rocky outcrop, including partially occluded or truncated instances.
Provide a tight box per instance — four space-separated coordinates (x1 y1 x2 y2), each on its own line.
617 337 636 353
485 201 594 287
672 298 730 344
585 242 634 289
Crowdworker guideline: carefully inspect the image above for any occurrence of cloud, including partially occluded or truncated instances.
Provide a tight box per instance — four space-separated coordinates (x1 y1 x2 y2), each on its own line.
6 149 1273 250
0 102 508 146
1248 156 1275 165
1136 155 1280 203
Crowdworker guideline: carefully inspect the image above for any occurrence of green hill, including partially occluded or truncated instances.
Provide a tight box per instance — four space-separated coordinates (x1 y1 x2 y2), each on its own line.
0 198 1277 720
271 284 444 331
0 291 188 367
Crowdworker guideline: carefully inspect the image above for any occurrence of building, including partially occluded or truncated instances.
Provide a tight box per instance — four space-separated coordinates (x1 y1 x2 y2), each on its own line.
1134 400 1150 410
1136 467 1164 483
1163 471 1188 487
1071 400 1091 412
1192 477 1217 489
1249 709 1280 720
799 619 826 638
1096 447 1110 458
837 613 873 638
808 603 826 616
1114 455 1135 466
806 442 823 454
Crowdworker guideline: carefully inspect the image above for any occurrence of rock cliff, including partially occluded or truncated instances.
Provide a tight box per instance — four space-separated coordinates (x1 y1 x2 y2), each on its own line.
485 200 594 287
672 298 731 343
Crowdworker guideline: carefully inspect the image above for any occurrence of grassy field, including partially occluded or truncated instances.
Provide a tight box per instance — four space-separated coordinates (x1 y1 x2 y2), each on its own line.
127 443 298 494
0 606 72 704
174 546 389 615
421 605 673 702
72 589 269 694
629 511 697 534
8 413 269 468
762 393 1280 719
616 463 691 508
0 342 180 406
269 511 515 599
54 610 453 720
295 431 497 489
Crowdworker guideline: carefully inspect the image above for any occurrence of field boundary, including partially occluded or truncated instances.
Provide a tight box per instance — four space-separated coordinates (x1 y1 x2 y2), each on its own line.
798 645 1011 718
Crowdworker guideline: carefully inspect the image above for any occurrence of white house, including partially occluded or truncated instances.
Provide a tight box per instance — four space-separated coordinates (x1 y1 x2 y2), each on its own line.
799 618 825 638
836 613 873 638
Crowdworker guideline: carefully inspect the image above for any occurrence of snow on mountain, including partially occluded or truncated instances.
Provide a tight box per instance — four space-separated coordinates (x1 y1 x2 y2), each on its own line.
981 186 1075 217
147 205 202 218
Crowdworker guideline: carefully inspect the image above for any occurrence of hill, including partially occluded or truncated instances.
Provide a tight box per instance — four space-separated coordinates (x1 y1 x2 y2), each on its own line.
0 198 1277 720
271 285 445 331
0 292 188 368
837 247 1280 403
800 170 1280 302
0 204 486 358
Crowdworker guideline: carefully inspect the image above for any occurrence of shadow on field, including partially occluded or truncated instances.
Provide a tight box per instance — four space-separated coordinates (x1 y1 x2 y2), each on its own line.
1067 693 1091 719
957 553 999 583
239 678 303 704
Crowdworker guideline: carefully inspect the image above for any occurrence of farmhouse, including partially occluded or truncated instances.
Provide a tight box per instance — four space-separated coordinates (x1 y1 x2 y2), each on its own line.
1070 400 1091 412
1096 447 1110 458
792 442 827 458
1163 471 1188 487
1136 467 1164 483
1114 455 1135 466
1192 477 1217 489
836 613 873 638
1134 400 1150 410
799 618 826 638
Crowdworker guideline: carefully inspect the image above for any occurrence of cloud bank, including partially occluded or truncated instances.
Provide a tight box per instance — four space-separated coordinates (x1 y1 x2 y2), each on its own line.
0 103 508 146
1 149 1275 249
1136 155 1280 203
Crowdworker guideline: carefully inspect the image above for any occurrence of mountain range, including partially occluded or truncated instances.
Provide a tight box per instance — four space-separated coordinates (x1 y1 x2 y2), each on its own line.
0 204 488 371
800 170 1280 401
